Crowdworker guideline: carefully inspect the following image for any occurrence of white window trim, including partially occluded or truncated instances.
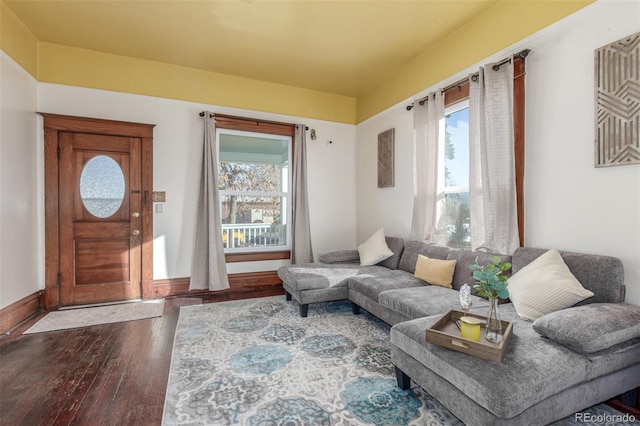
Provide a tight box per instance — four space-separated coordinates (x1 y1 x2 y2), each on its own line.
216 128 293 253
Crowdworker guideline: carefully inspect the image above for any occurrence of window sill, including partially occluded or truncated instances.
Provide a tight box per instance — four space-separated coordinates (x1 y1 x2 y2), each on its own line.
225 250 291 263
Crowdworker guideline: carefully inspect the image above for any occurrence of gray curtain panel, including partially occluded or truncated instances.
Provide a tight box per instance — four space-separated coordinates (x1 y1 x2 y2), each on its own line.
410 91 446 244
190 113 230 291
291 124 314 264
469 63 520 255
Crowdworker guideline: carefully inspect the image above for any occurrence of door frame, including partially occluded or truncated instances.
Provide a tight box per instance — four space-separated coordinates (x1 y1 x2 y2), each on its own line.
41 113 155 310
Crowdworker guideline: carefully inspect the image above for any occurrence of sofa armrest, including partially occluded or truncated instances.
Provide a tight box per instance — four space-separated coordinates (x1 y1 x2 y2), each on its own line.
319 250 360 264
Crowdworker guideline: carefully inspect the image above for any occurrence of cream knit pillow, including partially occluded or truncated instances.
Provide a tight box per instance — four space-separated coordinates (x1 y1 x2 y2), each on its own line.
357 228 393 266
507 249 594 321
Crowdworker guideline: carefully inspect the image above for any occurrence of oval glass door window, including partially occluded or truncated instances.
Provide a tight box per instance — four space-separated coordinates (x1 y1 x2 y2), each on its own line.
80 155 125 218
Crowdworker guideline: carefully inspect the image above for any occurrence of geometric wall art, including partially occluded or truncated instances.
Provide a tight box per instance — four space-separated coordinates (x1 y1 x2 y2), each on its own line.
594 32 640 167
377 128 395 188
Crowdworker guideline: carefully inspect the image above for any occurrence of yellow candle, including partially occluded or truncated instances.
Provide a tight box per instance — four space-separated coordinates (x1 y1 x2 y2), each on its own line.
460 316 481 342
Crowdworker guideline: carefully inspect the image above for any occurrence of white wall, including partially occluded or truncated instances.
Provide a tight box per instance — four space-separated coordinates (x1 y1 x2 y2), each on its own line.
356 0 640 305
524 0 640 305
356 107 414 243
37 84 357 280
0 52 41 309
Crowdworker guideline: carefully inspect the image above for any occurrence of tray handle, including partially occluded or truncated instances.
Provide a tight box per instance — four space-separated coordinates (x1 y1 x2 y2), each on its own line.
450 339 469 349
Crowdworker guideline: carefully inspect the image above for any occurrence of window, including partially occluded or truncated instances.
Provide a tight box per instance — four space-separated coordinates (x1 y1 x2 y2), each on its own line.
442 101 470 249
217 129 292 253
434 53 526 249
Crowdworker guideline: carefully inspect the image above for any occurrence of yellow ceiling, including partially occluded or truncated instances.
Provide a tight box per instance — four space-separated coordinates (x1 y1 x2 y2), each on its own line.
6 0 499 98
2 0 593 123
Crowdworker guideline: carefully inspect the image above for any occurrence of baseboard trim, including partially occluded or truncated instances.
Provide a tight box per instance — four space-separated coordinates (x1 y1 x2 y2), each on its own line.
153 271 283 299
0 291 43 335
153 277 191 297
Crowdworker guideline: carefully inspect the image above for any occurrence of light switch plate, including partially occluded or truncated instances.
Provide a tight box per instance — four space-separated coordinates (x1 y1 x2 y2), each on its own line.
152 191 166 202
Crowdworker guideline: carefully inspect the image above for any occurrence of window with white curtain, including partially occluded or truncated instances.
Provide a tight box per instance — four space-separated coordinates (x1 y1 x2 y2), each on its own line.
411 52 527 252
217 129 292 253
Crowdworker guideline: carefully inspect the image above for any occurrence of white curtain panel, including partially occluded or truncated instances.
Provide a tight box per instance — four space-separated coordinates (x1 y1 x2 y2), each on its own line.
469 64 520 255
410 91 446 244
190 113 230 291
291 124 314 264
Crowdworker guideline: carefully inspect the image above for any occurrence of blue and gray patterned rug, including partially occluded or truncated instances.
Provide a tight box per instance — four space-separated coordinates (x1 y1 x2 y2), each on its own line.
162 296 631 425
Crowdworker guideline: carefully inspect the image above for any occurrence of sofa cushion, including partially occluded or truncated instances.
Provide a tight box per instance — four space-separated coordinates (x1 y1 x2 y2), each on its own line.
414 255 456 288
508 249 594 321
379 236 404 270
318 237 403 269
447 250 512 291
512 247 624 304
278 264 389 291
319 250 360 264
380 286 489 321
358 228 393 266
348 270 424 303
398 241 450 274
532 303 640 354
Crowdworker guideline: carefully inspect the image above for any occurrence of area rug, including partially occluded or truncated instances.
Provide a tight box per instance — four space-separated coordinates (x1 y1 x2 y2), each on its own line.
163 297 631 425
23 300 164 334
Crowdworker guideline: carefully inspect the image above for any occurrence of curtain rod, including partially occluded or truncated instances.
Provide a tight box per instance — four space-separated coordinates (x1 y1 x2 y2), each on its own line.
406 48 530 111
198 111 308 130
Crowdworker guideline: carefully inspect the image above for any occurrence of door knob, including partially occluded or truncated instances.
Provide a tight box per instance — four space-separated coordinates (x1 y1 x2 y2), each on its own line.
132 230 140 236
132 212 140 218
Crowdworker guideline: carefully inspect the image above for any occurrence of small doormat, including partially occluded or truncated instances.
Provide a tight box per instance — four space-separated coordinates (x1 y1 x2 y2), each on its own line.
23 300 164 334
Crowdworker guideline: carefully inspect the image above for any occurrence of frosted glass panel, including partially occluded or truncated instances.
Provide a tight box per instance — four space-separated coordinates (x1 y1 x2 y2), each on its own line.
80 155 125 218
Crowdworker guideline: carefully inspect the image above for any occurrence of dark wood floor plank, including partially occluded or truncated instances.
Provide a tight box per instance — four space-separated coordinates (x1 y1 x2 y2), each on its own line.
70 306 179 425
69 323 145 424
104 318 169 424
0 299 185 426
33 326 121 425
1 328 98 425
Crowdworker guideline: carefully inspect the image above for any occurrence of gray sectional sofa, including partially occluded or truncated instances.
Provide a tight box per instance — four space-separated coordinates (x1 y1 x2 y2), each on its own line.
277 238 640 425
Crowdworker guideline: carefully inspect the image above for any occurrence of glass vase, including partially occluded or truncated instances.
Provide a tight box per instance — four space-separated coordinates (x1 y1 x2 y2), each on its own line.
485 298 503 343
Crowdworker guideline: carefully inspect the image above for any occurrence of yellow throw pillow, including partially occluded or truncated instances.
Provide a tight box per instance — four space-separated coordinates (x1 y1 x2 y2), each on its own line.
414 255 457 288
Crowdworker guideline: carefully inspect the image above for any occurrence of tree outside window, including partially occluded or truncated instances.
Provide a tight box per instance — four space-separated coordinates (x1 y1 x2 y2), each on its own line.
217 130 290 251
443 102 470 249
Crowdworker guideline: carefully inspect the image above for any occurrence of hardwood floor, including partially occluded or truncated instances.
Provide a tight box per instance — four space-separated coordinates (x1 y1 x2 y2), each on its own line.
0 293 278 426
2 290 637 425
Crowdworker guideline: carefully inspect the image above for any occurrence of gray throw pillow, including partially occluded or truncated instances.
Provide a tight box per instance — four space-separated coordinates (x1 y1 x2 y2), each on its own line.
319 250 360 264
532 303 640 354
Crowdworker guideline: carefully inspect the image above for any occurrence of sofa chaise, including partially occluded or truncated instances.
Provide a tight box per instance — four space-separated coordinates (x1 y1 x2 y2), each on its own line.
277 237 640 425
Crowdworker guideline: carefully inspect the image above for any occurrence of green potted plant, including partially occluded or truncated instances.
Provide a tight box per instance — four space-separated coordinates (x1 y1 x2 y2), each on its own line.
469 256 511 343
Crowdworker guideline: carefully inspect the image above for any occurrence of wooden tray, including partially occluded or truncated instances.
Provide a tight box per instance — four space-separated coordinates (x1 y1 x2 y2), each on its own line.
425 310 513 362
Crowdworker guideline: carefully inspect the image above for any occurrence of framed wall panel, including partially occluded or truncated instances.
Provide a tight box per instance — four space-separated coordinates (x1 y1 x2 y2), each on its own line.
377 128 395 188
594 32 640 167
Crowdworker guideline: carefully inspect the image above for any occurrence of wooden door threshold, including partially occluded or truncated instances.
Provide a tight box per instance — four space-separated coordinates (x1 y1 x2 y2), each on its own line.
58 299 148 311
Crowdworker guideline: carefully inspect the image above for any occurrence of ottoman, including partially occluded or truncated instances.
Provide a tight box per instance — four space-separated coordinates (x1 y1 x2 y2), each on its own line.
277 263 388 316
390 304 640 425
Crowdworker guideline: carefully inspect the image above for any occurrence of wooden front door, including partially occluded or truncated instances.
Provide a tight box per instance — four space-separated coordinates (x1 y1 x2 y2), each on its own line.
59 132 141 306
42 114 154 310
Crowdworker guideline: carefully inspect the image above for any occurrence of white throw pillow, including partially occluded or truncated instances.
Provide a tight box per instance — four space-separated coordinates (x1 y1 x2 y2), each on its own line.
507 249 594 321
357 229 393 266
